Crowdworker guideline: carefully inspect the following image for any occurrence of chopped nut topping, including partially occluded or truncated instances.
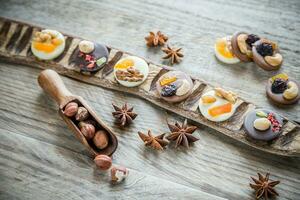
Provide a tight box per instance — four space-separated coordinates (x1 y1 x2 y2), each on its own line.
116 67 144 82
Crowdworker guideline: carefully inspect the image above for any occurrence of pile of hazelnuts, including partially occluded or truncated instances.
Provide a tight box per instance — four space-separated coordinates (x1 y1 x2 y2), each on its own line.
63 101 109 150
63 101 128 183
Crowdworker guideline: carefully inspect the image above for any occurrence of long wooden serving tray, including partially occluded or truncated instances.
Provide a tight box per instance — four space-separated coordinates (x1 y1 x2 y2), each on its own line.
0 17 299 157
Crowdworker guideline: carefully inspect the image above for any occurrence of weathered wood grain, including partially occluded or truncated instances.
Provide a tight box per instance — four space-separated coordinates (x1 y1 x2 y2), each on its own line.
1 62 300 200
0 17 299 157
0 0 300 199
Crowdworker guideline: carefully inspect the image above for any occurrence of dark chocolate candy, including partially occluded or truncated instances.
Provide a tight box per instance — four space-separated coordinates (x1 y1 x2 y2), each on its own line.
231 32 252 62
244 109 283 141
71 43 109 73
252 40 282 71
266 79 300 105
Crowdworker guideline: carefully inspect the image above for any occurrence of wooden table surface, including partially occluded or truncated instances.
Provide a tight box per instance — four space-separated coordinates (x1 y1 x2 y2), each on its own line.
0 0 299 199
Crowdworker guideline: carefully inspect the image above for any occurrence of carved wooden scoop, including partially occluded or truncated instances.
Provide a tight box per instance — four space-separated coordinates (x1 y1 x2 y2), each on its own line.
38 69 118 157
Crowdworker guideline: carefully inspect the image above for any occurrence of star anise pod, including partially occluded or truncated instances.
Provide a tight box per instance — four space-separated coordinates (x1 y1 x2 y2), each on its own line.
112 103 137 127
250 173 280 200
145 31 168 47
138 130 169 150
166 119 198 148
162 45 184 64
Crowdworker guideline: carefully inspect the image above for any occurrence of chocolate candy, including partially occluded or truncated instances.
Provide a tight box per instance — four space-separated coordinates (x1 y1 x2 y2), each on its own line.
244 109 283 141
156 71 193 103
266 78 300 105
231 32 253 62
71 42 109 73
252 40 282 71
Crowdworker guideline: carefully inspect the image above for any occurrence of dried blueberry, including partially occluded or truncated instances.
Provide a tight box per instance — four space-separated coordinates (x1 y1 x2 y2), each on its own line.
256 43 273 57
161 84 177 97
246 34 260 47
271 78 287 94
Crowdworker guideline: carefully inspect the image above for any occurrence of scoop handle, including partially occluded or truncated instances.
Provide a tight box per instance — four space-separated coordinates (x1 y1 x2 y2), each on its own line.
38 69 73 106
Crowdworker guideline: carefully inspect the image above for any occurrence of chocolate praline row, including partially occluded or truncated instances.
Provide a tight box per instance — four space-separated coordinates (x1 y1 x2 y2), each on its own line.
216 31 283 71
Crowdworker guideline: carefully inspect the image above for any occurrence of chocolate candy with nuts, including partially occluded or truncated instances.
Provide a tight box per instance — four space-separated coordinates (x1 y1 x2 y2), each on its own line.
113 56 149 87
156 71 193 103
231 32 260 62
252 39 283 71
266 73 300 105
70 40 109 73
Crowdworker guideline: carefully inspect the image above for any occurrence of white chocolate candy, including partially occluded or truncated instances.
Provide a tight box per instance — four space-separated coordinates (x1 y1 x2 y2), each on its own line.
215 36 240 64
176 79 190 96
79 40 95 54
253 118 271 131
31 29 65 60
113 56 149 87
199 90 238 122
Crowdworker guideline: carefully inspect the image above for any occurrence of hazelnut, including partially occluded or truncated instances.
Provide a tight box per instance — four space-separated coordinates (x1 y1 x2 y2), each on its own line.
264 53 283 67
78 121 95 139
79 40 95 54
94 154 112 170
283 81 298 100
111 166 129 184
63 102 78 117
93 130 109 150
253 118 271 131
75 107 89 121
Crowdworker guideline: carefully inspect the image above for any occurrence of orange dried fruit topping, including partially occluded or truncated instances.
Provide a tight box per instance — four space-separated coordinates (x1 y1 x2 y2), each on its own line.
216 38 235 59
208 103 232 117
33 42 56 53
51 38 63 46
114 59 134 69
160 77 177 86
201 95 216 104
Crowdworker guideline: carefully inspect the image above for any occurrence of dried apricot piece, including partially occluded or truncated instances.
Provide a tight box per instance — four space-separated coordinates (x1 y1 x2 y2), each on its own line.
114 59 134 69
201 95 216 104
160 77 177 86
208 103 232 117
